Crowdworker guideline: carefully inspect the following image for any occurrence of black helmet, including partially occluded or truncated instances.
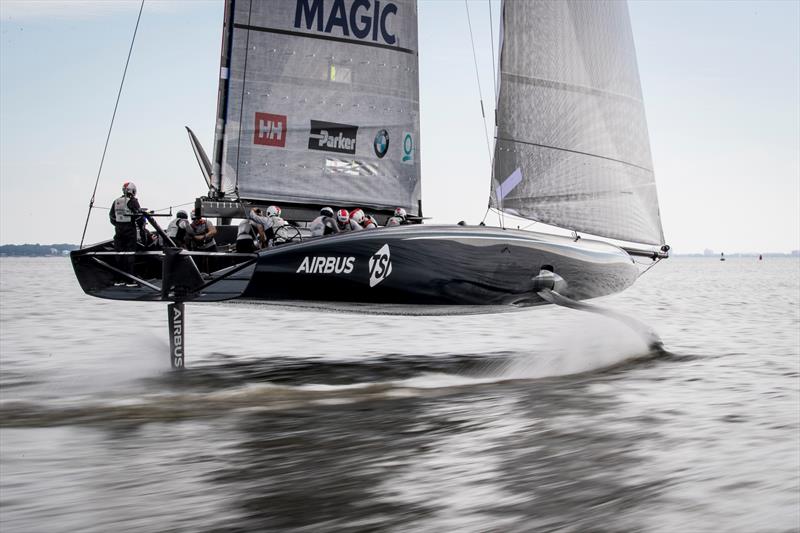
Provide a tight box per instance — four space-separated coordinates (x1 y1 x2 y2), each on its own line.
176 210 188 220
321 206 334 218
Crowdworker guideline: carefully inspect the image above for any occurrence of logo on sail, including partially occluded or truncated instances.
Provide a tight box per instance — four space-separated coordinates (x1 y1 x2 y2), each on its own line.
293 0 398 46
254 113 287 147
401 132 414 164
308 120 358 154
373 129 389 158
369 244 392 287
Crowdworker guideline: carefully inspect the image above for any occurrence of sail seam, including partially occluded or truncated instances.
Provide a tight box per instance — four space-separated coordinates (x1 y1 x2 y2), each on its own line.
495 137 653 173
232 23 416 55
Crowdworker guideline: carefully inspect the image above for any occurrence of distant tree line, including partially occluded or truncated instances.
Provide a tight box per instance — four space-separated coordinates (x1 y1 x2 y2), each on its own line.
0 244 78 256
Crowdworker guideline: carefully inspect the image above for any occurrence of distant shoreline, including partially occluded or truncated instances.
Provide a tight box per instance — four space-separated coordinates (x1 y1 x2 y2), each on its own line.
0 244 78 257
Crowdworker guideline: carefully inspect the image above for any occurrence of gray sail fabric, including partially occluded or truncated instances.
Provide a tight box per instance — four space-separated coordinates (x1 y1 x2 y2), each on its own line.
215 0 421 214
491 0 664 246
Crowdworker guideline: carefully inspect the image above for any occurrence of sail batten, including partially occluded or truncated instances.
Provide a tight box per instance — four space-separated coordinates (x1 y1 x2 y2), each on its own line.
491 0 664 246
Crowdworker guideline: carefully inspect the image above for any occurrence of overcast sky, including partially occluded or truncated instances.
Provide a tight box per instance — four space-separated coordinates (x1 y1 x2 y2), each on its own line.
1 0 798 253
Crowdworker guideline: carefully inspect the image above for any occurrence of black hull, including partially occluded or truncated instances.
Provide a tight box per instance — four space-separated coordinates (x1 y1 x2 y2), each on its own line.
72 225 638 310
244 225 637 307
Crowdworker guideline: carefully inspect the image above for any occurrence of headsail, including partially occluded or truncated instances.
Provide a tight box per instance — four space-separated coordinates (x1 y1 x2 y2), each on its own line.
490 0 664 246
211 0 421 215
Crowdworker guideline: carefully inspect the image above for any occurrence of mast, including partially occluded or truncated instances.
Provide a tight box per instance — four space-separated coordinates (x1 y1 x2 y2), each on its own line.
210 0 236 197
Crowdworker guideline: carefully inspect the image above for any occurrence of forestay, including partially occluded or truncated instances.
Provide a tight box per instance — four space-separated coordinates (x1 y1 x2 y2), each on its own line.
213 0 421 215
490 0 664 246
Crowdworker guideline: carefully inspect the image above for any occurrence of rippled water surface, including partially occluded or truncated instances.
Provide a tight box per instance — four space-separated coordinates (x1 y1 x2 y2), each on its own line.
1 256 798 532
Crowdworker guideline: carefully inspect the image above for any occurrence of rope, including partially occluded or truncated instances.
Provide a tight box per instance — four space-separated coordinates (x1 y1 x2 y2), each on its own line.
79 0 145 249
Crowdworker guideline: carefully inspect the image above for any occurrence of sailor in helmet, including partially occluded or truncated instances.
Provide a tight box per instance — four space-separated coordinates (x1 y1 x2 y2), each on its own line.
349 208 377 231
109 181 143 285
335 209 351 232
386 207 409 226
348 208 367 231
310 206 339 237
249 205 285 247
364 214 379 229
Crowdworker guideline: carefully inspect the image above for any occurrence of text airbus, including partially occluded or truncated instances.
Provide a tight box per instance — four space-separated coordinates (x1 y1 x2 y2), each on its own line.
294 0 398 46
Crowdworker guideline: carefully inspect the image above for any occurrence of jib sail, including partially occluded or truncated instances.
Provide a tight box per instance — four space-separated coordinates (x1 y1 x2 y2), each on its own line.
490 0 665 246
211 0 421 215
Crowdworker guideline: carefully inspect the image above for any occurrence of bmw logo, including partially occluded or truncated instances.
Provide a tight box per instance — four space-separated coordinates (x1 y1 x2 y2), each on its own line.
373 129 389 158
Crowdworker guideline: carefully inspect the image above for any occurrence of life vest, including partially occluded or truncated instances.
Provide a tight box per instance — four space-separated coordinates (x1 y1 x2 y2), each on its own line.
113 196 134 223
237 219 256 241
191 218 216 249
166 218 188 241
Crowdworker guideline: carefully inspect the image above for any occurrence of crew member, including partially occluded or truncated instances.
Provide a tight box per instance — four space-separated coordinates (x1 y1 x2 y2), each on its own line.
386 207 410 226
164 210 189 248
349 208 377 231
236 218 257 252
248 206 285 247
349 208 367 231
189 209 218 252
310 206 339 237
335 209 351 232
364 214 379 229
108 180 142 285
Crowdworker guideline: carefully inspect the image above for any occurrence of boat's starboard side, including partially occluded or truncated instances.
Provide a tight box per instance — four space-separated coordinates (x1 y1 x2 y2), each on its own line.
242 225 638 307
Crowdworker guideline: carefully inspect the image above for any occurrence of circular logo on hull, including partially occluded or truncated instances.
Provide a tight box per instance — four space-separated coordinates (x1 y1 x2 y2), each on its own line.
373 129 389 158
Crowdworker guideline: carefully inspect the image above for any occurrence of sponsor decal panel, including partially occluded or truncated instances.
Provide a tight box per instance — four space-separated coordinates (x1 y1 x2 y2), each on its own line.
373 129 389 158
168 303 184 369
297 256 355 274
254 112 287 147
293 0 399 46
401 131 414 164
308 120 358 155
369 244 392 287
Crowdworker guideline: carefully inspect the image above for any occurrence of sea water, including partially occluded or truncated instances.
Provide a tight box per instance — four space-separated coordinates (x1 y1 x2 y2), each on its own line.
1 256 798 532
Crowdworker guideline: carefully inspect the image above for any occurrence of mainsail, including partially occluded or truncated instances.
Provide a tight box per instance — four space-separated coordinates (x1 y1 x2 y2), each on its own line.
212 0 421 215
490 0 664 246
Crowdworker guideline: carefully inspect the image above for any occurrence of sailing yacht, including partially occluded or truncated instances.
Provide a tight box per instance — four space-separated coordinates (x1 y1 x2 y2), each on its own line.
72 0 668 367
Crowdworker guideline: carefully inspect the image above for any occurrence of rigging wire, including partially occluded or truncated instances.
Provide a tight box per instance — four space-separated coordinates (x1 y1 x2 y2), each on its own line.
487 0 504 230
464 0 493 168
79 0 145 249
488 0 498 112
638 257 664 277
233 1 254 200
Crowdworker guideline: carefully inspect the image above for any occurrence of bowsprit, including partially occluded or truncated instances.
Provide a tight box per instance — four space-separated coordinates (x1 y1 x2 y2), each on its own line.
294 0 398 46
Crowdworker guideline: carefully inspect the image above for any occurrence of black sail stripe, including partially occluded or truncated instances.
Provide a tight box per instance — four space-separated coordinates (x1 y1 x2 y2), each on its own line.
232 23 416 55
494 137 653 173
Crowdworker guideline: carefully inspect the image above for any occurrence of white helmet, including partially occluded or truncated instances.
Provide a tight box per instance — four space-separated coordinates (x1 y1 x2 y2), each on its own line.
320 206 334 218
394 207 407 220
336 209 349 224
266 205 281 217
122 181 137 197
350 208 365 224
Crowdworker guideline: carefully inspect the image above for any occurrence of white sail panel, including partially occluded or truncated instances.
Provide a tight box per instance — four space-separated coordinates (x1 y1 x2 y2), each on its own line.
491 0 664 245
215 0 421 214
